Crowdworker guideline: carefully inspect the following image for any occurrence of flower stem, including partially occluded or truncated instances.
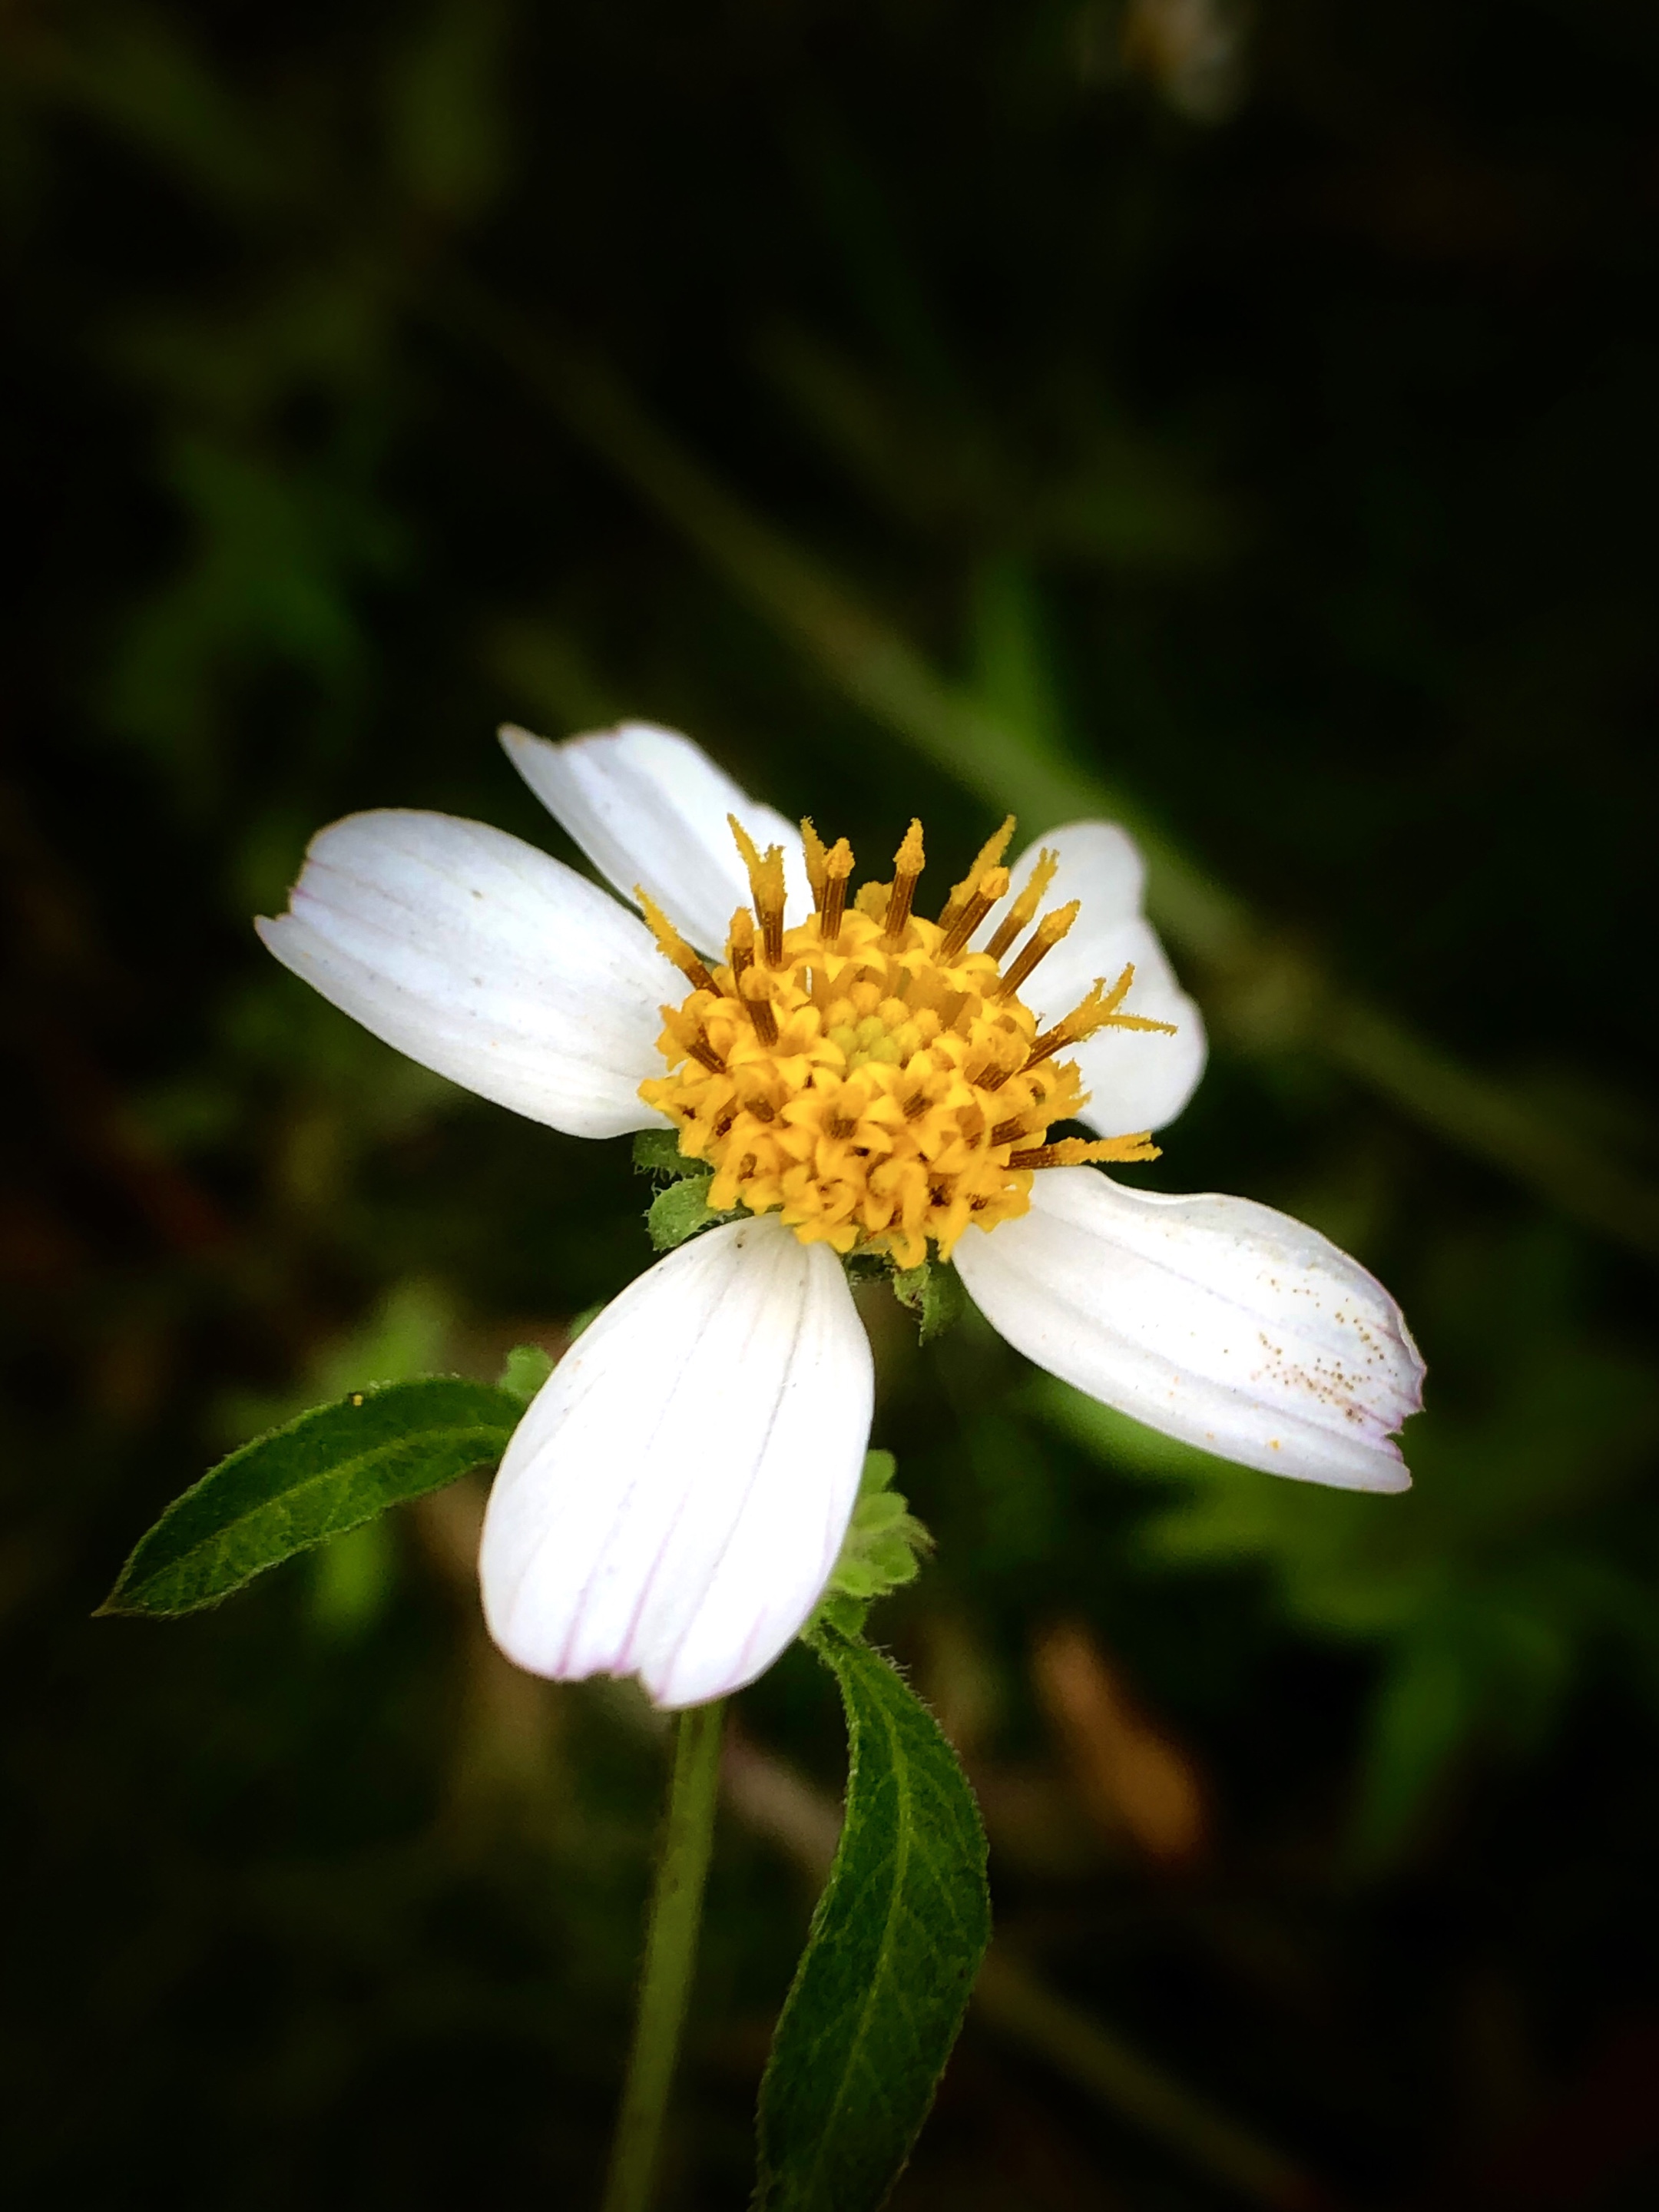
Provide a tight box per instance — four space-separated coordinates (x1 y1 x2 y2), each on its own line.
601 1697 727 2212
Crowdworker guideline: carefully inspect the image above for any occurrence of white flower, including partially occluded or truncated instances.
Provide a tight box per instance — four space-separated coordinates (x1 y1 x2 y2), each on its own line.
258 722 1424 1707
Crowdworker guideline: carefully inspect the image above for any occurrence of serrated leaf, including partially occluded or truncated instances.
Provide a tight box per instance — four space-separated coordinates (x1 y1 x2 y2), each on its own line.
632 1125 710 1181
100 1379 523 1617
647 1175 733 1251
890 1258 967 1343
754 1624 990 2212
498 1342 555 1404
816 1450 932 1630
857 1448 897 1498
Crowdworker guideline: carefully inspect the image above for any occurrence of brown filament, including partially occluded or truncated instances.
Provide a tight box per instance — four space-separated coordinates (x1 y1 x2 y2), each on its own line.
636 888 716 995
800 818 830 912
820 840 854 948
938 814 1015 935
986 848 1059 962
937 865 1011 961
996 901 1080 1000
882 820 926 945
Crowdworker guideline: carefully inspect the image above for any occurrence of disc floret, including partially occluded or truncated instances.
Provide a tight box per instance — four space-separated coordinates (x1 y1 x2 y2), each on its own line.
639 816 1175 1270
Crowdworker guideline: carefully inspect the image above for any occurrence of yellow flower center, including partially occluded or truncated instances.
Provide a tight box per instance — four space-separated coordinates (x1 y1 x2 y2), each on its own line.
637 813 1177 1271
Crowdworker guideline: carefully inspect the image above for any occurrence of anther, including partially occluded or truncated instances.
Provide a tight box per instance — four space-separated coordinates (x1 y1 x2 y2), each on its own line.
728 815 788 965
636 888 715 994
727 906 756 988
986 848 1058 962
938 814 1015 935
973 1030 1028 1092
1025 967 1179 1070
740 969 780 1045
989 1114 1031 1147
996 900 1080 1000
937 865 1011 961
800 818 830 912
882 820 926 946
1009 1135 1161 1171
820 839 854 949
662 1005 726 1075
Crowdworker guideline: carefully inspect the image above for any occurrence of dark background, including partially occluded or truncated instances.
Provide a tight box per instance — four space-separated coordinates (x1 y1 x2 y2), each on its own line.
5 2 1659 2204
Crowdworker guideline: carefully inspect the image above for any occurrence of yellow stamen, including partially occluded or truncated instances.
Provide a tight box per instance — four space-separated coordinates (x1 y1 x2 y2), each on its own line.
986 848 1058 962
660 1004 725 1075
937 866 1011 962
1010 1134 1161 1170
882 819 926 946
727 906 756 988
1024 965 1180 1071
820 838 854 948
800 818 830 911
741 969 780 1046
636 887 715 994
640 812 1185 1267
939 814 1015 934
997 900 1080 999
728 814 788 965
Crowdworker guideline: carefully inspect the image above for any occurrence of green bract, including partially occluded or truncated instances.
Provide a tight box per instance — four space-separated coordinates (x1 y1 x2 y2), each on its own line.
634 1126 737 1251
890 1257 968 1343
813 1451 932 1638
631 1125 706 1182
646 1174 736 1252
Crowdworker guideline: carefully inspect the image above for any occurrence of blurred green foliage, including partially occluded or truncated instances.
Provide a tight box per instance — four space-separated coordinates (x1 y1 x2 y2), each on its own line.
5 0 1659 2206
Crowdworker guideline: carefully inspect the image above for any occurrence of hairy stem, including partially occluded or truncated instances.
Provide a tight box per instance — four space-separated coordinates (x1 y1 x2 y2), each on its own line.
601 1697 727 2212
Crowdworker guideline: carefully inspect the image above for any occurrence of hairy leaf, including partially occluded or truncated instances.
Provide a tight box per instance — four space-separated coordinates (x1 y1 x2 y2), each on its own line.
754 1625 990 2211
890 1257 967 1343
632 1125 707 1181
815 1451 932 1636
101 1379 522 1617
647 1174 733 1251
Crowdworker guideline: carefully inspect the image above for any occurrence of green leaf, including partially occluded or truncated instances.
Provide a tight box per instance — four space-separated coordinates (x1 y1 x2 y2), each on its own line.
632 1125 708 1181
890 1257 967 1343
100 1378 523 1618
647 1174 734 1252
815 1451 932 1634
498 1342 555 1404
754 1624 990 2212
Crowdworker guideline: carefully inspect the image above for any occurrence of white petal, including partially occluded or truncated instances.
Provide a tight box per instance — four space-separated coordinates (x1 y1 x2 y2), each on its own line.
478 1215 873 1707
987 823 1207 1133
502 721 807 957
1043 920 1207 1137
988 820 1149 935
955 1167 1423 1492
257 810 674 1139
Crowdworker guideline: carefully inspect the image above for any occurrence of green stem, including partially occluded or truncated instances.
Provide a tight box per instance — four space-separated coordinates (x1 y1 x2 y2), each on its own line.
601 1697 727 2212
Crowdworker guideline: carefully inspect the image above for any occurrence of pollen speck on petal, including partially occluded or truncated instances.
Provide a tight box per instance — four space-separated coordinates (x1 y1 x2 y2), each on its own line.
955 1166 1423 1492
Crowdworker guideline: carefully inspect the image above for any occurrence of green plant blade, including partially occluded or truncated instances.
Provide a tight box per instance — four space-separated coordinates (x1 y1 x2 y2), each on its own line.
754 1624 991 2211
100 1378 523 1617
890 1257 968 1343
